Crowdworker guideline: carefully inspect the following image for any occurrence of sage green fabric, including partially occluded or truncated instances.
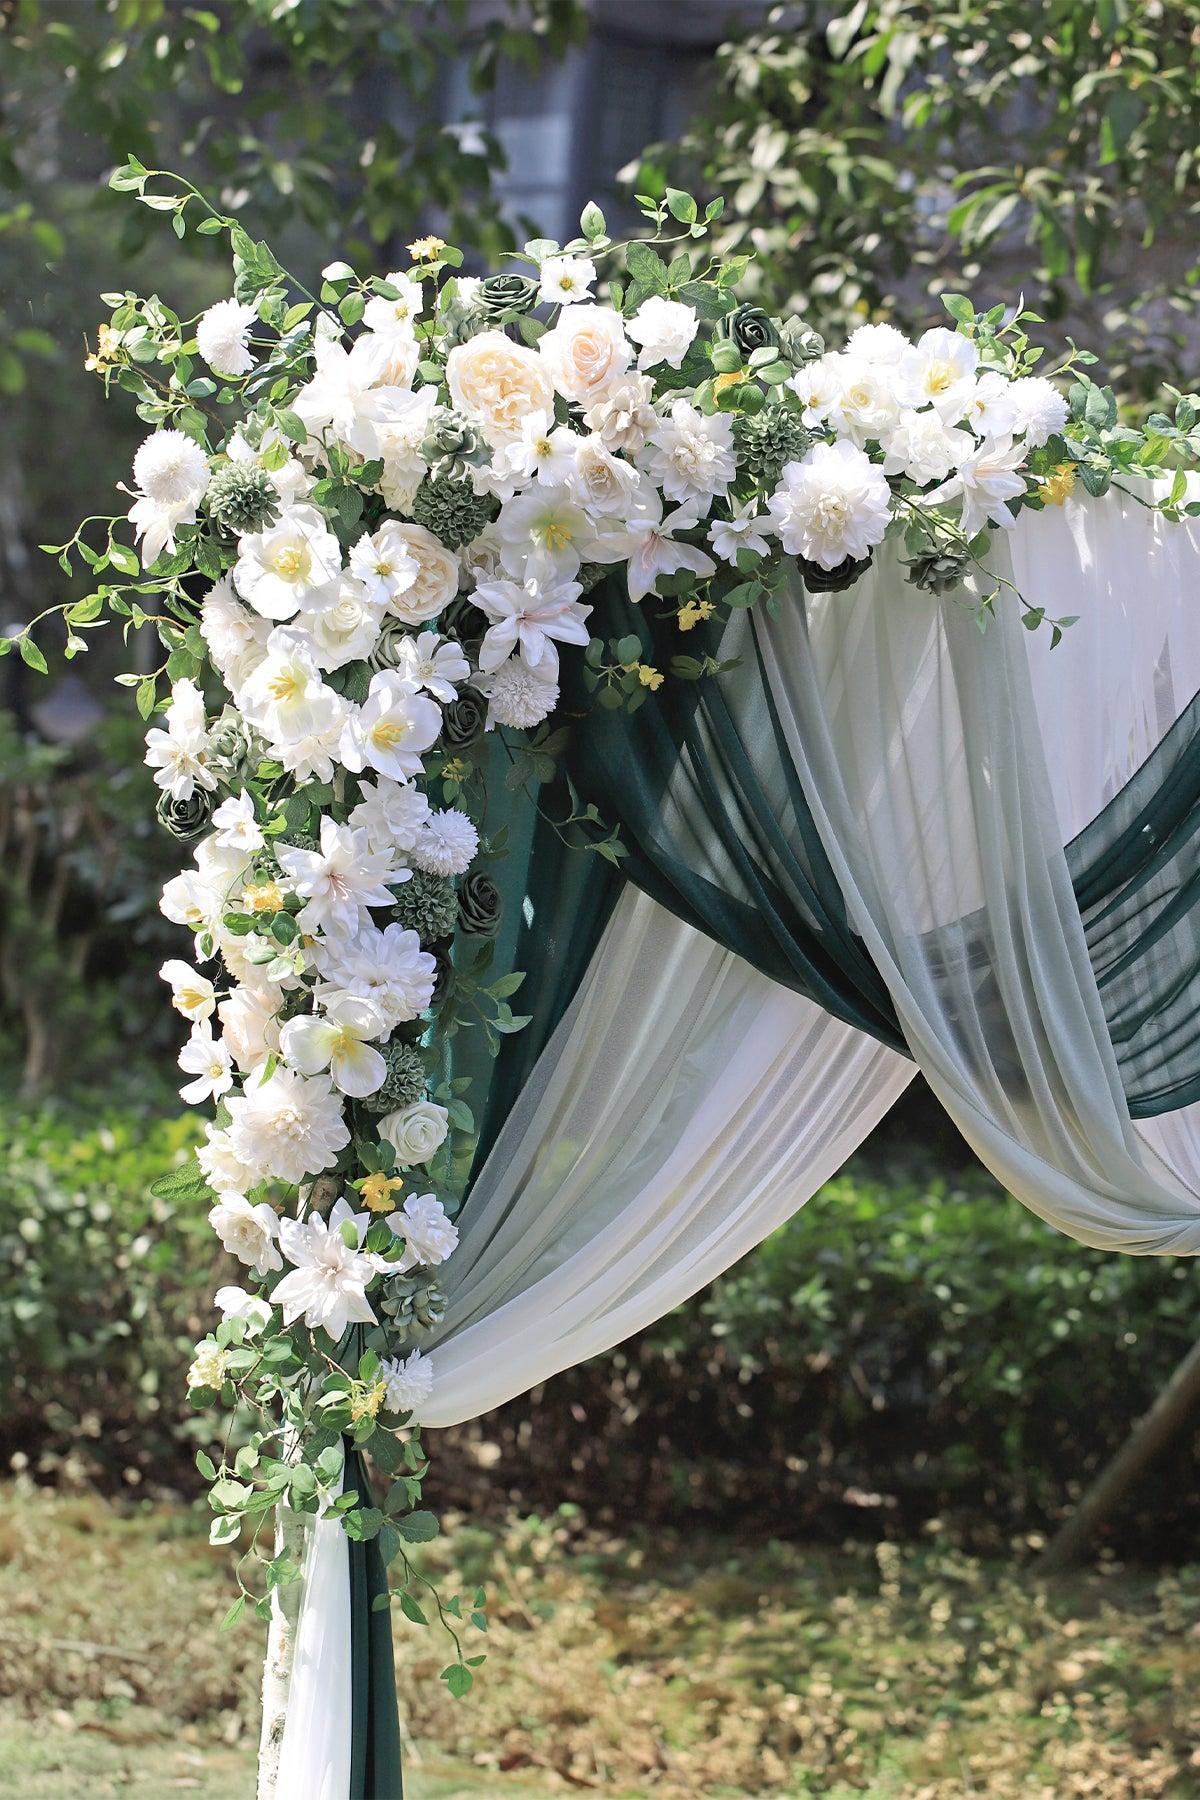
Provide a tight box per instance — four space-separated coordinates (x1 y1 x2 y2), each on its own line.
344 1442 403 1800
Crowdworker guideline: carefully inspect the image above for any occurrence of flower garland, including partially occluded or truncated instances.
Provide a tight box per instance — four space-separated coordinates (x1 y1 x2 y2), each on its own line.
18 160 1200 1692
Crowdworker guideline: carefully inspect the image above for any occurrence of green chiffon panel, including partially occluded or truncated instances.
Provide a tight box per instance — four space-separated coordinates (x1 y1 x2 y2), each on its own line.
344 1443 404 1800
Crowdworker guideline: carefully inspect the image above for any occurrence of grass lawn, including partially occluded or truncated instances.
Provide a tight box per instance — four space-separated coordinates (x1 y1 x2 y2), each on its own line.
0 1482 1198 1798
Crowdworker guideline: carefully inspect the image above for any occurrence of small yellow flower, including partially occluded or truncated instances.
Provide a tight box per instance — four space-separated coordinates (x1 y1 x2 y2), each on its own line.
350 1378 387 1423
188 1343 229 1391
712 370 744 396
677 599 715 632
242 880 284 914
360 1172 404 1213
637 664 665 691
440 756 469 783
84 323 122 373
408 235 447 262
1041 462 1078 506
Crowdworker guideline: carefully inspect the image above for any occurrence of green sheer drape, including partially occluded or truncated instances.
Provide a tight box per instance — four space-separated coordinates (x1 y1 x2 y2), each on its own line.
343 1443 403 1800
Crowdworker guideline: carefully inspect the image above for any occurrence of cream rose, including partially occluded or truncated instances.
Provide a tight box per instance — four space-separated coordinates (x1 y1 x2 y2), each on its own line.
540 305 631 405
378 1100 450 1168
446 330 555 448
382 522 460 622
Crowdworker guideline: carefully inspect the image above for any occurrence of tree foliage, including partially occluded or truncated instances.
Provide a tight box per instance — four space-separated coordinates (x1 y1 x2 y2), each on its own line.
631 0 1200 396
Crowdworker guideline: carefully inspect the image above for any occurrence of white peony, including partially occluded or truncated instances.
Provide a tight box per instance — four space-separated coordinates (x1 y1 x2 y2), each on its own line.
845 321 909 365
197 1123 260 1199
199 579 270 689
475 656 559 731
278 816 399 940
583 373 658 455
348 778 431 855
225 1065 351 1186
218 980 281 1072
641 400 736 507
373 387 439 512
381 1348 433 1417
539 304 631 404
410 808 479 878
339 669 443 783
446 330 556 448
387 1191 458 1270
1008 376 1069 448
208 1193 283 1277
196 298 259 378
765 440 893 569
274 1198 378 1339
316 923 435 1030
826 354 902 447
881 411 974 485
280 995 388 1098
570 433 645 516
233 505 344 621
896 327 979 420
292 333 411 458
378 1103 451 1171
473 573 591 675
626 295 698 370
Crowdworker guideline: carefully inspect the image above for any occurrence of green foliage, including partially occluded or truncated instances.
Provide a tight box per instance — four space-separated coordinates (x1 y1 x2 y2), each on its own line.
635 0 1200 398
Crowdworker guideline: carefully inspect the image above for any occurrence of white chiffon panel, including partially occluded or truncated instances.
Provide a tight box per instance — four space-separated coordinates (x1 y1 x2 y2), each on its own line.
422 886 911 1426
758 523 1200 1255
272 1512 352 1800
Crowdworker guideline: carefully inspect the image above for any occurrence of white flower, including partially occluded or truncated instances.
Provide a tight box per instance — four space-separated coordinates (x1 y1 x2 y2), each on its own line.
765 439 893 569
218 981 281 1071
1008 375 1069 448
880 411 974 484
496 486 596 583
458 522 504 592
473 574 591 675
188 1341 229 1391
539 305 632 404
199 579 270 689
161 867 222 937
198 1124 259 1198
570 433 645 517
845 321 908 365
316 923 435 1029
826 354 902 447
788 355 843 427
375 521 460 623
963 371 1018 440
301 580 387 672
143 678 216 801
363 272 424 333
896 326 979 420
626 296 698 370
373 387 439 512
381 1348 433 1417
178 1024 235 1104
196 298 258 377
360 321 419 390
348 521 421 609
391 631 470 703
387 1191 458 1270
225 1065 350 1186
237 628 347 757
923 434 1028 535
494 411 580 489
348 779 431 855
583 373 658 455
340 669 443 783
132 430 210 507
538 253 597 306
234 504 344 621
619 496 717 603
475 656 559 730
446 329 557 448
278 816 400 940
641 401 735 507
709 500 771 564
160 958 217 1023
378 1104 451 1171
211 790 265 853
410 808 479 878
292 333 410 457
275 1198 378 1339
280 995 388 1098
208 1193 283 1277
214 1285 273 1333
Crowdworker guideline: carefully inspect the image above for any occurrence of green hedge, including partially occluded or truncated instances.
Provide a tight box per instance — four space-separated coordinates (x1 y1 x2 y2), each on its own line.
4 1104 1198 1549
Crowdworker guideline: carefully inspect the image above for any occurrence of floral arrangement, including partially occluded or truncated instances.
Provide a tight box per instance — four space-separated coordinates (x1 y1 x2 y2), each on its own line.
17 160 1200 1693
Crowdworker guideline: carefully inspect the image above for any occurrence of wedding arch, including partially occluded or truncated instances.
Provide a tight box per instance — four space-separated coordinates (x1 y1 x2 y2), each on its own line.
20 160 1200 1798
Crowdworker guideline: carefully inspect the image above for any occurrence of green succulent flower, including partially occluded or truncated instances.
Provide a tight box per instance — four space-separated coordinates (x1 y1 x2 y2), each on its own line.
206 707 263 784
360 1039 428 1115
733 407 813 487
410 474 499 550
419 408 491 482
205 462 280 535
391 868 459 943
379 1269 448 1341
903 546 973 594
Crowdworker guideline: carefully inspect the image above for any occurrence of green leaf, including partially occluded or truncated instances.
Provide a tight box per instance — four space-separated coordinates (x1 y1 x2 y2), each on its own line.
395 1509 440 1544
441 1663 473 1699
135 677 158 720
625 241 667 296
399 1591 428 1626
941 294 976 325
665 187 697 225
220 1596 246 1633
149 1154 216 1205
18 637 48 674
195 1450 218 1482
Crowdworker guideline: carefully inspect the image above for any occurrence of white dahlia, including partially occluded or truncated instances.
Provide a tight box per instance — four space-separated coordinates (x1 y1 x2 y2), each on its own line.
224 1065 351 1186
766 440 893 570
476 656 559 730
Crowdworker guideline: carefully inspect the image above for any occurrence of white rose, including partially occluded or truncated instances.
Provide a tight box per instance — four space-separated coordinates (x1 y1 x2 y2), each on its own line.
626 296 698 371
539 305 631 404
378 1100 450 1167
208 1194 283 1277
381 522 460 622
571 433 644 515
446 330 556 447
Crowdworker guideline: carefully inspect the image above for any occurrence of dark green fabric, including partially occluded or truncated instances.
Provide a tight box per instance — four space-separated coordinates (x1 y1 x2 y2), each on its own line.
344 1443 403 1800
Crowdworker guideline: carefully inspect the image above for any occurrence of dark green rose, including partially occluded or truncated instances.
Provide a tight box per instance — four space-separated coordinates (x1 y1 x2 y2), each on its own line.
457 869 502 937
477 273 539 316
430 948 454 1009
796 552 874 594
441 691 486 749
722 302 780 359
156 785 215 841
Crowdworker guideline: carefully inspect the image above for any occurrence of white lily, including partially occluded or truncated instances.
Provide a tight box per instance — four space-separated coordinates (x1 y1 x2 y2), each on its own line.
279 995 388 1098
